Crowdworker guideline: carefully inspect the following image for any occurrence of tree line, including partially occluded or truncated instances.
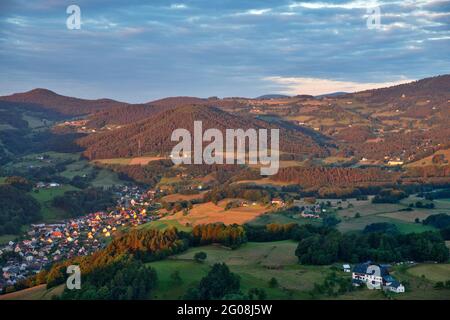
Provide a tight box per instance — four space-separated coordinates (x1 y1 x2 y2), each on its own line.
52 187 116 218
0 183 41 235
7 219 449 297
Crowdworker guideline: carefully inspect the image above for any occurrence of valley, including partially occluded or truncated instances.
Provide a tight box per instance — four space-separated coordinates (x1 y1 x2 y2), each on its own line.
0 76 449 300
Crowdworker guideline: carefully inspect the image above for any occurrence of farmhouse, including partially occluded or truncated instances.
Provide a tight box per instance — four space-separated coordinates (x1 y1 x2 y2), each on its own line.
352 262 405 293
271 198 284 206
300 212 319 219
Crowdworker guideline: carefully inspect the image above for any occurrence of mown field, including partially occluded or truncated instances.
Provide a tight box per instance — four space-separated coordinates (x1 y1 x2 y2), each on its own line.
161 199 269 226
335 196 445 234
93 156 166 166
0 284 64 300
153 192 448 234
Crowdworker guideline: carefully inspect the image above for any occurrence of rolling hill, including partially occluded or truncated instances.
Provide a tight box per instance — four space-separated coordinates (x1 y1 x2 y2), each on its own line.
0 88 128 116
256 94 291 99
2 74 449 167
77 104 331 159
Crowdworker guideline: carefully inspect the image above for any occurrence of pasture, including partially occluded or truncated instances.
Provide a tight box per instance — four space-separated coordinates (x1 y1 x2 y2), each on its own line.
406 148 450 167
148 241 450 300
406 264 450 283
335 196 442 233
248 211 321 227
0 234 17 245
160 199 269 225
234 178 290 188
4 151 79 172
59 159 94 179
31 185 80 222
138 220 192 232
93 156 166 166
90 169 123 188
3 241 449 300
161 191 206 203
338 214 435 234
148 240 323 299
0 284 64 300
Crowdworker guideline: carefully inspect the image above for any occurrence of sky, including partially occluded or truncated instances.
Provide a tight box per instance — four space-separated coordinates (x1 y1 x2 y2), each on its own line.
0 0 449 102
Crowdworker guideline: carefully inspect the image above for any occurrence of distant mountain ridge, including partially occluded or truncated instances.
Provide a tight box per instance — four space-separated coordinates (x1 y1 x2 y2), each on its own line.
256 94 291 100
1 74 449 164
0 88 128 116
315 92 348 98
346 75 450 105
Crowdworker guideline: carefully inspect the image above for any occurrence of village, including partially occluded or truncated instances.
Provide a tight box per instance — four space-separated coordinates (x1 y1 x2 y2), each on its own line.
0 185 159 293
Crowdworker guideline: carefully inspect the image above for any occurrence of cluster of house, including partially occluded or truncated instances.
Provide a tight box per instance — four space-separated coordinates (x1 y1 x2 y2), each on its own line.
35 182 61 189
347 261 405 293
299 204 324 219
290 202 325 219
0 185 158 293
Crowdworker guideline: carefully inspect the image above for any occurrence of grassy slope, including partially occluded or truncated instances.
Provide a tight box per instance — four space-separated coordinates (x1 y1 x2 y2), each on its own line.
406 264 450 282
161 200 269 226
336 197 443 234
148 240 320 300
0 284 64 300
31 185 80 222
138 220 193 233
406 148 450 167
148 241 450 300
248 211 321 227
4 152 79 172
89 169 123 188
3 241 450 300
0 234 17 245
59 159 94 179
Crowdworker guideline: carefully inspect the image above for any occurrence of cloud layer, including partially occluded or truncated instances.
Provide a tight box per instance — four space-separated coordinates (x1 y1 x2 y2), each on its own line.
263 76 414 95
0 0 449 101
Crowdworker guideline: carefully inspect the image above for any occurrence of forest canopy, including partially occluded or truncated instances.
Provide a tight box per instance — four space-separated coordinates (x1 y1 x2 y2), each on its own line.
0 184 41 235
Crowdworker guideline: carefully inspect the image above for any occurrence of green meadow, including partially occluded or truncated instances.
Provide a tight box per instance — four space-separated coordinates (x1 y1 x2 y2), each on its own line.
31 185 80 222
2 240 449 300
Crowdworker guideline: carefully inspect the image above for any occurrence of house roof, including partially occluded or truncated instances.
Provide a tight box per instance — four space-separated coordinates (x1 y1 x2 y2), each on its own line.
383 274 403 288
353 262 389 276
353 262 371 273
